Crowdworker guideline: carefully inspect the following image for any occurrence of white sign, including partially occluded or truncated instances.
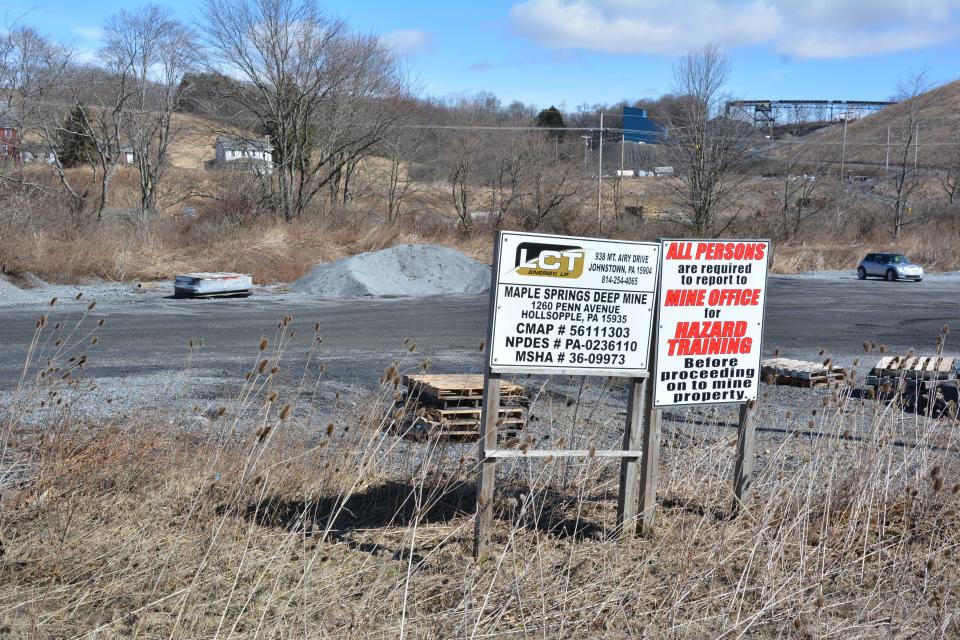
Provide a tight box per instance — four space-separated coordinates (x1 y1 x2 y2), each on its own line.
654 240 770 407
488 231 659 376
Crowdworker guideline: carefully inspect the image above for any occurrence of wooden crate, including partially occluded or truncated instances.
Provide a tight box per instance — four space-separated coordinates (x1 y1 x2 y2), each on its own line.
761 358 848 388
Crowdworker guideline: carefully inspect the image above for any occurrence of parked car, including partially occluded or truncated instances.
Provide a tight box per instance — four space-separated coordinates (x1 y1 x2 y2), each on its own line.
857 253 924 282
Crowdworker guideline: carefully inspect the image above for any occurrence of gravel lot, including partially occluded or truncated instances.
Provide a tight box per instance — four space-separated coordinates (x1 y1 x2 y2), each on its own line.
2 271 959 467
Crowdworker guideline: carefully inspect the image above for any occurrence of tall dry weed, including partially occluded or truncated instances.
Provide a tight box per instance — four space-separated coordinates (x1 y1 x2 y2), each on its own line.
0 307 958 637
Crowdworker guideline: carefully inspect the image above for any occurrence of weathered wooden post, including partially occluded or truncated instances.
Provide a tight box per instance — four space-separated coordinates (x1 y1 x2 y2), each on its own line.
473 370 501 559
616 378 645 536
474 234 504 560
732 400 757 515
637 378 661 533
618 302 661 536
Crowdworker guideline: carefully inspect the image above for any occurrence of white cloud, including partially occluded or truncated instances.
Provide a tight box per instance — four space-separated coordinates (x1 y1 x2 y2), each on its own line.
74 26 103 41
509 0 960 58
381 29 433 56
74 49 99 64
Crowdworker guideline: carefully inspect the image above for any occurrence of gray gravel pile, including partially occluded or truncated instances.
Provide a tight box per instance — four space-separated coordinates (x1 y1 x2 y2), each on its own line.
292 244 490 298
13 272 48 289
0 277 39 305
0 278 176 307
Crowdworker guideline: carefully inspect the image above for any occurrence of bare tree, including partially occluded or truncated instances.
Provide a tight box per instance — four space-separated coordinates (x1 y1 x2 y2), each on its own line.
70 65 133 220
939 135 960 206
102 4 197 215
201 0 405 221
487 135 531 227
381 126 424 222
775 115 838 239
886 73 935 238
447 130 482 231
664 44 751 235
0 27 90 212
776 162 835 240
321 40 406 210
525 142 579 232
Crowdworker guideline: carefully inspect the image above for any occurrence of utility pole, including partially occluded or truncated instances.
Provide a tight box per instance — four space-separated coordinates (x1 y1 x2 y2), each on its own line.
885 125 890 174
618 132 625 222
840 118 847 181
914 124 919 169
597 112 603 230
620 133 627 178
581 135 589 177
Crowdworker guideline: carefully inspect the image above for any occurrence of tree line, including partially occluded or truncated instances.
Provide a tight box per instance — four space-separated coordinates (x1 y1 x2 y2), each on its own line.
13 2 932 240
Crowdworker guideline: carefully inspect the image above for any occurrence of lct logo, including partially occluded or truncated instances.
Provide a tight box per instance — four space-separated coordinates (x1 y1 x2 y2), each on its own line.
514 242 585 279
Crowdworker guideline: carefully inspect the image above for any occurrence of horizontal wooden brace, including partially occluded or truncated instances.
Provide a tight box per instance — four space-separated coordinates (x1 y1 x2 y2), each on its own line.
484 449 643 459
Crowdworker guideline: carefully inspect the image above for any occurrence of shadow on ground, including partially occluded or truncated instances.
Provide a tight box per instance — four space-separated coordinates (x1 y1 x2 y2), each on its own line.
236 480 612 557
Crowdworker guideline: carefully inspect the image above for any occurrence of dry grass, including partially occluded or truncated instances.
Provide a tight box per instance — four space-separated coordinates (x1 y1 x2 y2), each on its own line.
1 310 959 637
0 163 496 284
7 205 960 285
771 228 960 274
5 158 960 285
2 215 488 285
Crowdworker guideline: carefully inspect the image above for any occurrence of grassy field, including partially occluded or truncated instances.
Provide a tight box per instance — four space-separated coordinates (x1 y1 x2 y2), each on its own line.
1 312 958 637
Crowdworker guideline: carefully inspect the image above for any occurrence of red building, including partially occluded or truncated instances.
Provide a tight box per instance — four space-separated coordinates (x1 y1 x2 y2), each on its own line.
0 124 21 163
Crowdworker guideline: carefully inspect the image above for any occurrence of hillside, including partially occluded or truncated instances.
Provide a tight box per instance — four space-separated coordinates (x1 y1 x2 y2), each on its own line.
773 79 960 169
167 113 222 169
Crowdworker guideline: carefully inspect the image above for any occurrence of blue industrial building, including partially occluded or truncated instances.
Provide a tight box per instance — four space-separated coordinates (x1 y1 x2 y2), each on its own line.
622 107 665 144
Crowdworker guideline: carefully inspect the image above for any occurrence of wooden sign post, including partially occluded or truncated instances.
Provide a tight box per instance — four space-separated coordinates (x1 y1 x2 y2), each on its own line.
731 400 757 515
474 231 661 559
653 239 770 519
617 334 662 535
474 235 770 559
473 369 500 556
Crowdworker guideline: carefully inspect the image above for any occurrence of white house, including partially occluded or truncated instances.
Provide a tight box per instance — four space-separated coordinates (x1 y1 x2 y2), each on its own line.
22 143 57 165
119 145 136 165
210 136 274 174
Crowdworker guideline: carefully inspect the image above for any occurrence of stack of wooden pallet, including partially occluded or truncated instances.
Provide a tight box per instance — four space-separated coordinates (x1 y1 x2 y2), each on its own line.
402 374 527 439
866 356 956 388
761 358 848 388
866 356 960 416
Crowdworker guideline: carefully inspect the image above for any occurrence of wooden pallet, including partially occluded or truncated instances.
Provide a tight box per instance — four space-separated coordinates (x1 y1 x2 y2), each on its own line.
761 358 848 388
400 373 528 440
404 374 525 403
405 411 526 441
428 405 525 419
414 422 524 441
869 356 955 382
425 408 525 426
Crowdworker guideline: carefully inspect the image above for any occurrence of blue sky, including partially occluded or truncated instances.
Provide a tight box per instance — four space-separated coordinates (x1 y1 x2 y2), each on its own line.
7 0 960 110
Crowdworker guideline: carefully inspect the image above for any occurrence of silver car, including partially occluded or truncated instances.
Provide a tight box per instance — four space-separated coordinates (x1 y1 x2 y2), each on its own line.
857 253 924 281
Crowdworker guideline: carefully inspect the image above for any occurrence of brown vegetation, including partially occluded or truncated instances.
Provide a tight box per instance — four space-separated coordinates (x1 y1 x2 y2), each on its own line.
0 166 492 283
6 164 960 282
1 311 958 636
5 20 960 280
792 79 960 168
